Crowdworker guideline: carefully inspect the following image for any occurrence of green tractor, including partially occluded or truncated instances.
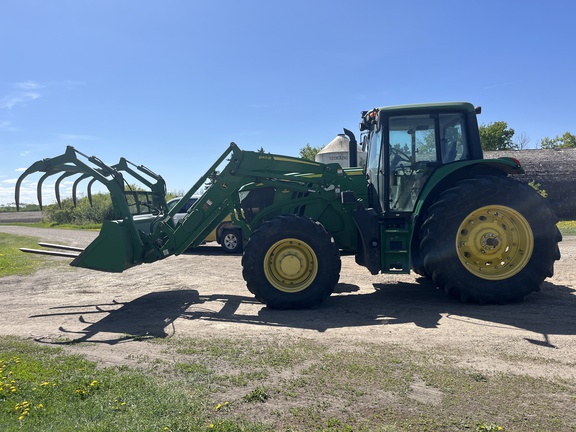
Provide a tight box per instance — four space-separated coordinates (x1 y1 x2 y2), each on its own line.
16 102 561 309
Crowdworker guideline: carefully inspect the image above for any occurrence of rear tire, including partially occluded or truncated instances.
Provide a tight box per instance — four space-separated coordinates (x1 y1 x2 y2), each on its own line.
242 215 341 309
410 252 430 279
420 175 561 304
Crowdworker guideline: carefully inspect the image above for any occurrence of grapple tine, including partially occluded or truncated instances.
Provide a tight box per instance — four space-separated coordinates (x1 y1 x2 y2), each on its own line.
15 161 54 211
55 171 77 207
87 178 97 206
72 173 92 206
36 171 55 210
15 174 25 211
15 147 84 210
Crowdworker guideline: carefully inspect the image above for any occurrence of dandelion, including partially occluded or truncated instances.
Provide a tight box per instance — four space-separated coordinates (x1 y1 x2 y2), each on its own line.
90 380 98 387
215 403 222 411
15 401 31 420
75 388 88 398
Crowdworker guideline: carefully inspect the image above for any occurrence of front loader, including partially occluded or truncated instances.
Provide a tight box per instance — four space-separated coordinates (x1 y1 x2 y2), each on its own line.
16 102 561 308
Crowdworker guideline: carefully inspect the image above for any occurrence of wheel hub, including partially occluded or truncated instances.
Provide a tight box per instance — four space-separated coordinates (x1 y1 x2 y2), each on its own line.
483 235 499 249
264 238 318 293
456 205 534 280
224 234 237 248
279 254 302 276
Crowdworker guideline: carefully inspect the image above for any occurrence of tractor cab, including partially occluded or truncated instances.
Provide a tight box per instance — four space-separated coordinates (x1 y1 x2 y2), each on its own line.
360 102 483 214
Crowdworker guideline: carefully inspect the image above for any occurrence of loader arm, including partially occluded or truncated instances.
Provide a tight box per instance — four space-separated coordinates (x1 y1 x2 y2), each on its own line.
17 143 356 273
141 143 353 263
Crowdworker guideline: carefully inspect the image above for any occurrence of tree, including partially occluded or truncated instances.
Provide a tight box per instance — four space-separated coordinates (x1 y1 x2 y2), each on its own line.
299 143 322 161
513 131 531 150
478 121 516 151
540 132 576 149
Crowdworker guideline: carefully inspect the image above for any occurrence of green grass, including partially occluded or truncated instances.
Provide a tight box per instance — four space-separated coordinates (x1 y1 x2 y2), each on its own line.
2 335 575 431
0 336 268 432
0 221 101 230
0 233 50 277
557 220 576 236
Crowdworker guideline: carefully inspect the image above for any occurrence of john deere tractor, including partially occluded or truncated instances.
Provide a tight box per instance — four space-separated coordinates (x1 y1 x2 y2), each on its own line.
16 102 561 308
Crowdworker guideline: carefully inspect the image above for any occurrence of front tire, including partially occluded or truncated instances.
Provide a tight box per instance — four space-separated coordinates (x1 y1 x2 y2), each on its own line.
420 175 561 304
242 215 341 309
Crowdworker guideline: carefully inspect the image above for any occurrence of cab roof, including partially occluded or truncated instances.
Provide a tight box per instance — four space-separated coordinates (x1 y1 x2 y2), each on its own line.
375 101 476 114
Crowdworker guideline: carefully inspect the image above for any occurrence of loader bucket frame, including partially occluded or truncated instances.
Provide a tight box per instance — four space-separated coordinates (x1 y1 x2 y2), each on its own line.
15 146 167 216
15 146 168 272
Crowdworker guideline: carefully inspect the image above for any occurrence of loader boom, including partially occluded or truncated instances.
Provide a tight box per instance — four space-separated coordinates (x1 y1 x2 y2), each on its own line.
19 142 363 272
145 143 361 263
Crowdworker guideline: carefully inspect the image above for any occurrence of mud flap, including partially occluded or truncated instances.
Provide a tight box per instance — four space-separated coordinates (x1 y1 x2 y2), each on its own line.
71 220 139 272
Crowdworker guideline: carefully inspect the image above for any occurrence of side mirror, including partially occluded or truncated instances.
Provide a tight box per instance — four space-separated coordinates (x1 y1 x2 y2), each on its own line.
361 135 368 152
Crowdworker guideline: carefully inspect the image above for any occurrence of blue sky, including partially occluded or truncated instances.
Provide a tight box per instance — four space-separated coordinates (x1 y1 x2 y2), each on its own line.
1 0 575 206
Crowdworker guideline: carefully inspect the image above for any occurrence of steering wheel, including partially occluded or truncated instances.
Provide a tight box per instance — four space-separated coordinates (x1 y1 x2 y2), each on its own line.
390 147 411 166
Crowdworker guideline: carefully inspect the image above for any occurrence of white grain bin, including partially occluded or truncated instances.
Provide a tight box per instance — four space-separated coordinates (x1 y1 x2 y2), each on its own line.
315 134 367 168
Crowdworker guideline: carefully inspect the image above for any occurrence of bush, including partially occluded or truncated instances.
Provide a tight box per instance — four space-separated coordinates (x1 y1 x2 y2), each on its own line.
44 193 115 225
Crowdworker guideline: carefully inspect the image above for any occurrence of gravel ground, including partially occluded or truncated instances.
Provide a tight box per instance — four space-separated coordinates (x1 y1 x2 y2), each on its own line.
0 224 575 381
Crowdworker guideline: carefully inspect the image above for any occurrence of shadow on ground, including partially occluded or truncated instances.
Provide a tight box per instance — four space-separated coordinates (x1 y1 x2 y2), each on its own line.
32 290 199 345
31 279 576 346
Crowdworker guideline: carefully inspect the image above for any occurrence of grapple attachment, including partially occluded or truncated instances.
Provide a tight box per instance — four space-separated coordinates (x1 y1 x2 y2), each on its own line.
15 146 167 214
15 146 168 272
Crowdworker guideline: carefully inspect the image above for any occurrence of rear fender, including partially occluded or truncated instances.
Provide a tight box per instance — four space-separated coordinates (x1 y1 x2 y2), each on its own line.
410 158 525 264
415 158 523 218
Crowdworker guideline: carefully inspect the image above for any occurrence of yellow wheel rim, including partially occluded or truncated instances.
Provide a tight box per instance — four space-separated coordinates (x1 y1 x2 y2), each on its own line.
263 238 318 293
456 205 534 280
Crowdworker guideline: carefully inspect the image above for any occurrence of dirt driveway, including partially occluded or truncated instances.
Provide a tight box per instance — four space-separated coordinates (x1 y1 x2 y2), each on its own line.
0 225 575 380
